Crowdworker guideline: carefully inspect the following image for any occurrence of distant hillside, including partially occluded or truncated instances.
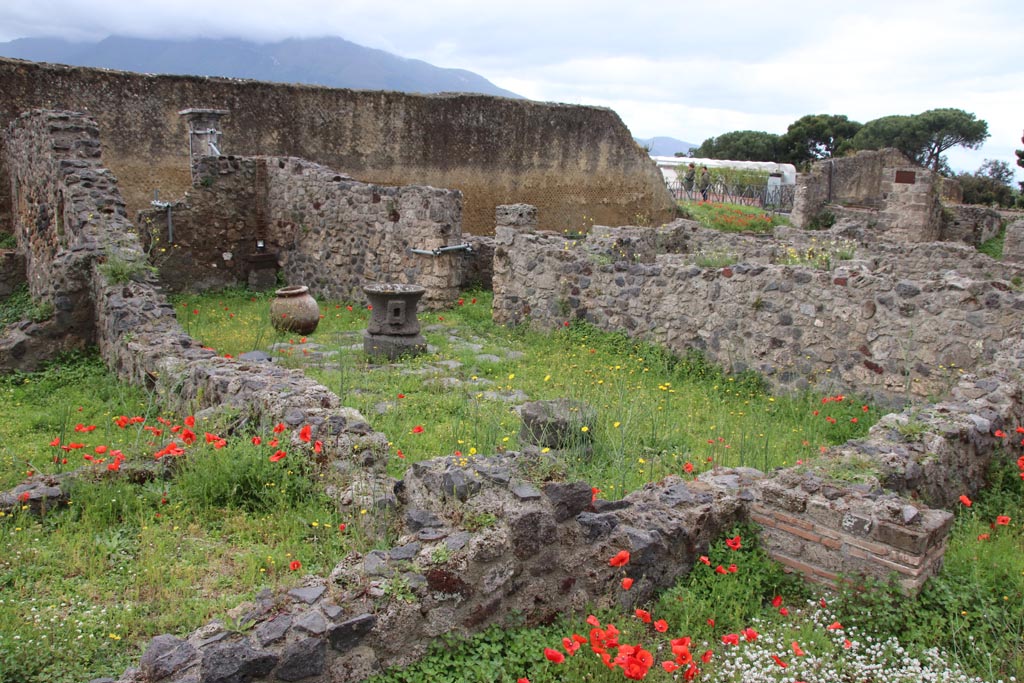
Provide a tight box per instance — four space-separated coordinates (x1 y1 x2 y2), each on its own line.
636 136 695 157
0 35 522 98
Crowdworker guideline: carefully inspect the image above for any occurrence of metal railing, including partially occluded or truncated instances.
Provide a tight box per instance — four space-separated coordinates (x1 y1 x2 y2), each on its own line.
667 181 795 213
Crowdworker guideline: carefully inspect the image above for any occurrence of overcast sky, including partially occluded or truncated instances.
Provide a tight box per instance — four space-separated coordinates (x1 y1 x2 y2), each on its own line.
2 0 1022 177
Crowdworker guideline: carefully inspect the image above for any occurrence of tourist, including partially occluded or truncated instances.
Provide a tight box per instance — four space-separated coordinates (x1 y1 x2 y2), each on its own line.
699 166 711 201
683 162 696 195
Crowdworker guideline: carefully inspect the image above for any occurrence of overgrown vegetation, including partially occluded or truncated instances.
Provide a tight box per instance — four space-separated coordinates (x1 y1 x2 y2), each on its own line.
978 223 1006 259
0 283 55 326
1 290 1021 682
678 201 788 234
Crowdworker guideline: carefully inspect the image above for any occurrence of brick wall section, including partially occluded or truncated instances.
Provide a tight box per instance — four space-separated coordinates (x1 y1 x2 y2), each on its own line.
0 57 674 235
493 215 1024 403
139 154 464 308
750 473 953 592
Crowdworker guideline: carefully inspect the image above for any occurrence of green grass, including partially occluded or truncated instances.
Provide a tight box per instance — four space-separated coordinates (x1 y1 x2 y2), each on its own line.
978 224 1006 259
677 201 789 233
169 289 879 498
2 289 1020 682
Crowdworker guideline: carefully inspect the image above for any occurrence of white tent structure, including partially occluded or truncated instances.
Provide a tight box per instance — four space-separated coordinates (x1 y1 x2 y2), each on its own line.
651 156 797 185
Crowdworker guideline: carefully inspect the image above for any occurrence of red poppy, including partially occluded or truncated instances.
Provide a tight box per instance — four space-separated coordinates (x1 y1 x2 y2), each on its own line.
289 560 301 571
779 607 789 616
609 550 630 567
49 437 61 447
959 495 972 507
313 440 323 454
338 523 346 532
181 428 196 445
270 450 287 462
827 621 843 630
701 650 713 663
771 654 788 668
544 648 565 664
621 578 634 590
396 449 405 459
978 533 990 541
728 564 738 573
706 618 715 627
634 609 651 623
995 429 1007 438
996 515 1011 525
561 637 579 655
792 641 805 656
714 565 727 574
397 393 405 399
726 535 742 550
683 462 694 473
742 627 758 642
517 679 530 683
698 555 710 565
772 595 783 607
299 425 312 443
721 633 739 646
411 425 424 434
662 660 679 672
843 639 852 649
273 423 287 433
252 436 262 446
654 619 668 633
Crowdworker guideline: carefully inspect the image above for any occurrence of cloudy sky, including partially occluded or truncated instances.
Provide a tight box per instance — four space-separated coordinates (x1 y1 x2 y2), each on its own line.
2 0 1022 177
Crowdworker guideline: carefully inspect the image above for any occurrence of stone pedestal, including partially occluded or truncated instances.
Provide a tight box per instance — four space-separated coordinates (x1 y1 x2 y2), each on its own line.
362 284 427 359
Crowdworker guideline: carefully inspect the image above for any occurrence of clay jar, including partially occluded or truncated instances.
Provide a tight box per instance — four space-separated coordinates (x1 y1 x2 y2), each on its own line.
270 285 320 335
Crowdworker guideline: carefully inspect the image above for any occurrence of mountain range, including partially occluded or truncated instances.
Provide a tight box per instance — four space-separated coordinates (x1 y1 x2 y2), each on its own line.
635 136 696 157
0 35 521 98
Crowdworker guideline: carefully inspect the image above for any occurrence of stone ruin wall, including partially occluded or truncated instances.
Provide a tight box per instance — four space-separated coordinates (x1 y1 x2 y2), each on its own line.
492 210 1024 405
3 111 1023 683
792 149 944 242
0 57 674 237
139 154 464 308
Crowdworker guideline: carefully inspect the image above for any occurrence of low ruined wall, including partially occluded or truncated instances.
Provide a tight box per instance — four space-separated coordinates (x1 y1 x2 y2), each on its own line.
493 214 1024 404
139 155 464 308
0 57 674 235
941 204 1003 246
792 150 943 242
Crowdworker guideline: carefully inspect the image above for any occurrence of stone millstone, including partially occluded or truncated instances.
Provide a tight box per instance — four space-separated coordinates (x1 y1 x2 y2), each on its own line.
519 398 596 450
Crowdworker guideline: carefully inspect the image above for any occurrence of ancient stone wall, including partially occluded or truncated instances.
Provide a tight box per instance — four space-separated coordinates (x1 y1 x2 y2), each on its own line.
492 214 1024 404
0 109 148 369
0 250 25 298
792 149 944 242
138 154 464 308
941 204 1003 245
0 57 674 236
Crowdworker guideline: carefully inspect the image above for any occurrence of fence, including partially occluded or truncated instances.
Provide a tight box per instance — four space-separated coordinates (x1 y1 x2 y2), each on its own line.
667 181 795 213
